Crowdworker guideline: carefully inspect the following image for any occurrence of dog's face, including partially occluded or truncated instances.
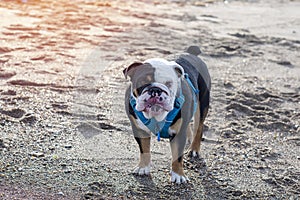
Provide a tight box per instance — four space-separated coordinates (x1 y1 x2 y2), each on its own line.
123 58 184 121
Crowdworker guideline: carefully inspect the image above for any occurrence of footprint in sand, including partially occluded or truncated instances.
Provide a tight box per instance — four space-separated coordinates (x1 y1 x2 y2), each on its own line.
0 47 13 53
1 90 17 96
20 113 37 124
0 108 26 118
0 70 16 79
0 108 37 124
225 89 299 134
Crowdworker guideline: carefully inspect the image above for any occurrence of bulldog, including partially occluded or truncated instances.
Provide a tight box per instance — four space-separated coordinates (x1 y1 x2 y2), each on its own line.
123 46 211 184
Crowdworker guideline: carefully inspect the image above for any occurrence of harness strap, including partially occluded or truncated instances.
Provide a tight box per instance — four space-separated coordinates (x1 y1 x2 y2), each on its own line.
184 73 199 116
158 94 184 140
184 73 199 94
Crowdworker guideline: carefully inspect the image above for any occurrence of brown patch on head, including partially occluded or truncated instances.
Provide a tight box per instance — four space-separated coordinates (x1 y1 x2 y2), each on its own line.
123 62 143 79
123 62 155 97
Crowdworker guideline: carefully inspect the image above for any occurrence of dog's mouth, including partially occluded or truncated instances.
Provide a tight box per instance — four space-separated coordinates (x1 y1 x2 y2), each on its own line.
135 83 173 116
142 99 173 119
145 104 164 114
139 96 172 113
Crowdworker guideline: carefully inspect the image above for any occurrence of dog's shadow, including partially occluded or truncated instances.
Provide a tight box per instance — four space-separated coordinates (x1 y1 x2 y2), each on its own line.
129 173 159 196
186 152 208 178
131 173 155 186
130 172 195 199
186 153 235 199
128 156 209 199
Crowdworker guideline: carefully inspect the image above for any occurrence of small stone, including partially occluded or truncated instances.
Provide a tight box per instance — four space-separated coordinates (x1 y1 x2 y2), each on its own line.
232 191 243 196
30 151 44 157
45 105 51 109
57 191 64 196
0 120 5 126
224 81 235 89
0 139 5 148
64 144 72 149
61 163 67 168
49 146 55 151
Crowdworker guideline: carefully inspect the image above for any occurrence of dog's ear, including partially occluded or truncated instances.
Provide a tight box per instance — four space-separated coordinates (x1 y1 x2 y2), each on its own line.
173 64 184 78
123 62 143 79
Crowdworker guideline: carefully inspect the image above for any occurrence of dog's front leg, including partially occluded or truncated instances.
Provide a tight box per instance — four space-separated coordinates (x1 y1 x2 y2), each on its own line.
169 122 189 184
133 136 151 176
128 115 152 175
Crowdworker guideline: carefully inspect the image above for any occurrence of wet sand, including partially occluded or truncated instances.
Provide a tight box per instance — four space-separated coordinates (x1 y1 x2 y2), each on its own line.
0 0 299 199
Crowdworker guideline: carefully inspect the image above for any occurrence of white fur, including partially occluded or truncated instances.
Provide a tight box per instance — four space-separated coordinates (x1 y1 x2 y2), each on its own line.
135 92 152 111
134 165 151 175
170 171 189 184
191 151 198 158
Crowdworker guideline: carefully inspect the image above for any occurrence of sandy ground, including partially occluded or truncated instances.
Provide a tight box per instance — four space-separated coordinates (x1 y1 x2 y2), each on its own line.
0 0 299 199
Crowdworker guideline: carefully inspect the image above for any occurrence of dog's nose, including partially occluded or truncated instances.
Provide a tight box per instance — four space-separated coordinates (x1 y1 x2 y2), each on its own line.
148 87 162 97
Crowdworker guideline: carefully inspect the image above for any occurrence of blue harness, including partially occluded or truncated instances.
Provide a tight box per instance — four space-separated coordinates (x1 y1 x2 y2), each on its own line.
130 73 199 141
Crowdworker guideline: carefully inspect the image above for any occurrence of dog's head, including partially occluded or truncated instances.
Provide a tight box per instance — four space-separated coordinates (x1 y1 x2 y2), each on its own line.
123 58 184 121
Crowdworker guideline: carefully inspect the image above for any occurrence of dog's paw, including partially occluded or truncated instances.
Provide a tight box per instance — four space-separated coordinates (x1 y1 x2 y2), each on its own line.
133 165 151 176
189 150 200 158
170 171 189 184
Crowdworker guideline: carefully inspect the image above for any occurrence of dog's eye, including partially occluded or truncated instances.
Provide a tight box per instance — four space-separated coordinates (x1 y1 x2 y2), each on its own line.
136 83 151 96
165 81 173 88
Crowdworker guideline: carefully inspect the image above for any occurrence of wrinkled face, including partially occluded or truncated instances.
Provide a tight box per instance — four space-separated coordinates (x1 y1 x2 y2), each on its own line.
124 59 183 121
